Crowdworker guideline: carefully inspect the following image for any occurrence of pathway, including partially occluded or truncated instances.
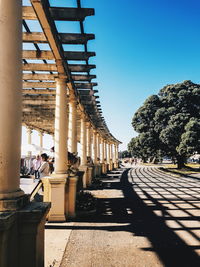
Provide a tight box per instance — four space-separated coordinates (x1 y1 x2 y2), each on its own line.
59 167 200 266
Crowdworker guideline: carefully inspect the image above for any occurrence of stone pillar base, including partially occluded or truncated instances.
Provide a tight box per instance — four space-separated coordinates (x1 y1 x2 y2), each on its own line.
79 165 88 188
42 174 67 222
87 166 93 186
114 162 119 169
109 160 113 171
0 193 29 212
0 202 50 267
67 175 78 218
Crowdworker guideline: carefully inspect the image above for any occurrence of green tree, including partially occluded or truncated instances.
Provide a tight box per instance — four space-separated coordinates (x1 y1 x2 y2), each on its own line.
130 80 200 168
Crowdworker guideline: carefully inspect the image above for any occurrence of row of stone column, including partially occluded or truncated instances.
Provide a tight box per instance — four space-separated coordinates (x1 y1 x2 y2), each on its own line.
25 89 119 172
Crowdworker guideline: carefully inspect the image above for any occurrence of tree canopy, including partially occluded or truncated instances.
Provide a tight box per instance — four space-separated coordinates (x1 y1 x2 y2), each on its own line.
129 80 200 168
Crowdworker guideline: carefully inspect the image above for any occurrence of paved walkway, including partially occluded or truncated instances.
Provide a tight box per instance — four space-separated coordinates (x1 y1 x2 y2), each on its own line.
57 166 200 267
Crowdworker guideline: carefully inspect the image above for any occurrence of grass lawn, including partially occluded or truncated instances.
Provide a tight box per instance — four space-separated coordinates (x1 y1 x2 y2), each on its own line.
160 163 200 175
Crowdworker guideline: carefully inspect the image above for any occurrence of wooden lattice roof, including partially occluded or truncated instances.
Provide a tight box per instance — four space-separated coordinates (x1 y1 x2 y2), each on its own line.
22 0 121 144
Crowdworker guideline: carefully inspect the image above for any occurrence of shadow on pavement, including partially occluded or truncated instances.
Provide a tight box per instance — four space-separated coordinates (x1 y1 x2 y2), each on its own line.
46 168 200 267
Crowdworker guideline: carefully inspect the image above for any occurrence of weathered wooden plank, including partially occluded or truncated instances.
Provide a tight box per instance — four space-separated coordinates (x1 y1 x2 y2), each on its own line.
23 50 95 61
23 63 57 71
72 74 96 81
22 6 37 20
68 64 96 72
23 32 47 43
49 7 95 21
23 82 56 88
23 95 55 100
23 6 94 21
22 89 56 95
23 50 54 60
30 1 65 74
23 100 55 105
59 33 95 44
64 51 95 61
23 32 95 44
75 83 97 89
23 73 55 80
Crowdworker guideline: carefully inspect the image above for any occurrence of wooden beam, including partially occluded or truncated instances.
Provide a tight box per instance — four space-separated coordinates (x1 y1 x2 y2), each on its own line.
23 50 95 61
23 63 57 71
23 73 56 80
49 7 95 21
23 95 55 100
23 82 56 88
23 32 95 44
68 64 96 72
22 89 56 95
22 100 55 105
30 1 65 74
23 6 94 21
72 74 96 81
23 32 47 43
22 6 37 20
23 50 54 60
75 83 97 89
59 33 95 44
64 51 95 61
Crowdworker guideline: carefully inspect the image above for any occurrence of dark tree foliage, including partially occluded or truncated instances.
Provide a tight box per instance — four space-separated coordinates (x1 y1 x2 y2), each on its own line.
129 80 200 168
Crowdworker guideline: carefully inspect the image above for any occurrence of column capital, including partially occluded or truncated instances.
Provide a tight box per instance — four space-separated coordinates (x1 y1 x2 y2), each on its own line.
39 131 44 136
80 112 87 120
26 127 32 134
69 90 77 103
55 77 67 83
86 121 91 128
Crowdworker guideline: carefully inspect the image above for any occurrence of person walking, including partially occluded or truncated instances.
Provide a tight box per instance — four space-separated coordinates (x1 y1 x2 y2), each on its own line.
33 154 41 180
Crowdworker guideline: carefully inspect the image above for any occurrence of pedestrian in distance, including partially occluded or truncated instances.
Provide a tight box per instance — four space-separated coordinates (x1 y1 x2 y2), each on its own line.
33 154 41 180
38 153 50 178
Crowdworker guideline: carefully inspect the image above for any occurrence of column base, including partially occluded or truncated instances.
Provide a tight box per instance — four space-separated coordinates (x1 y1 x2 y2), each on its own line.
42 174 67 222
67 176 78 218
79 165 88 188
0 193 29 212
0 202 50 267
87 166 93 186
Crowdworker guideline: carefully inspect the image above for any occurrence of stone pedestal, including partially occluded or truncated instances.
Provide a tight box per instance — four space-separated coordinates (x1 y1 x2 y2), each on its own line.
109 160 113 171
79 165 88 188
87 166 93 186
42 175 67 222
67 176 78 218
0 202 50 267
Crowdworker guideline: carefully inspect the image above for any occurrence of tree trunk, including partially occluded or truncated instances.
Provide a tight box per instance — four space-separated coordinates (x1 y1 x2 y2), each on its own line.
177 155 186 169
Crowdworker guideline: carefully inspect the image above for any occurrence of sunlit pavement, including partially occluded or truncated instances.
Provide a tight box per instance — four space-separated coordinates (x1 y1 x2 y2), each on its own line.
60 166 200 267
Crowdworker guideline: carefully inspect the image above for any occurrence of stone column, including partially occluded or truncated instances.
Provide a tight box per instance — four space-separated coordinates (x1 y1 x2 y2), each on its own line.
93 130 97 164
110 143 113 171
54 79 68 174
68 92 77 154
0 2 50 267
80 114 88 188
86 122 92 158
39 131 43 155
80 114 87 166
114 143 119 168
101 138 105 164
86 122 93 185
43 78 68 222
27 128 32 157
0 0 24 206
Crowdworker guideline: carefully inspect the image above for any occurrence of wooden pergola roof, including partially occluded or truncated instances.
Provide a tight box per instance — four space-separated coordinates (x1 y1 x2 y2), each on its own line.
22 0 121 144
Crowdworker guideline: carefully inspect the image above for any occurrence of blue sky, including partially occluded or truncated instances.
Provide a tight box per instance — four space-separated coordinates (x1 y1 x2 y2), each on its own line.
22 0 200 151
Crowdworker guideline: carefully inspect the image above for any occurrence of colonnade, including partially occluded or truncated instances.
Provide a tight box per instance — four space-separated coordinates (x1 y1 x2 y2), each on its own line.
0 1 119 266
24 92 119 175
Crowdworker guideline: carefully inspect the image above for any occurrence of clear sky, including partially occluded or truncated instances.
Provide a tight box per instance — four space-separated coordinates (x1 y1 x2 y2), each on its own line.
22 0 200 152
